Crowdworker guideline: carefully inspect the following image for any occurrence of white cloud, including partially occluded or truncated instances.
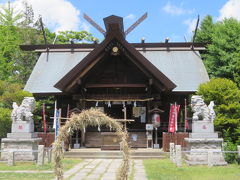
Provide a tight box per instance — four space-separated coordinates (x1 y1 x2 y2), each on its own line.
81 22 90 32
125 14 135 20
218 0 240 21
0 0 88 33
184 18 197 34
163 2 194 15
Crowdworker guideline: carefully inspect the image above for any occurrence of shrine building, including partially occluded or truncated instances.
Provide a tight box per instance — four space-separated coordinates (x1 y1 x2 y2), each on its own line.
21 15 209 149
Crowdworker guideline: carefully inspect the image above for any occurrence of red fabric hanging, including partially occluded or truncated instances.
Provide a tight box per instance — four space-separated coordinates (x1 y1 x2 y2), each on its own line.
42 103 47 133
168 104 180 133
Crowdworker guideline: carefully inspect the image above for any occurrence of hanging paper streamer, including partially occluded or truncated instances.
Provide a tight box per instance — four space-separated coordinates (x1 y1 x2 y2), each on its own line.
83 126 86 133
140 107 146 123
134 101 137 107
53 101 57 129
108 101 111 107
68 127 71 133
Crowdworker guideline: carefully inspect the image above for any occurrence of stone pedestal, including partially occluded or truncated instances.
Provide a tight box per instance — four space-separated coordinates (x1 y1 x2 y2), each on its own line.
1 97 42 161
11 122 34 133
184 138 227 165
190 121 218 138
1 132 41 161
184 121 227 166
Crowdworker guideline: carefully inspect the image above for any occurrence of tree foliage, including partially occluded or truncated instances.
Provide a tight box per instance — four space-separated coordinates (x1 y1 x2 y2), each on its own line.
56 30 97 44
33 96 55 131
197 78 240 144
195 15 214 44
0 107 12 139
0 1 97 83
0 80 32 138
196 16 240 87
0 1 38 83
0 1 97 136
0 1 22 26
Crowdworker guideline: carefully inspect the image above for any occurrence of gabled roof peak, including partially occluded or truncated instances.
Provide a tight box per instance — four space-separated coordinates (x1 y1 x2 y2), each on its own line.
103 15 124 37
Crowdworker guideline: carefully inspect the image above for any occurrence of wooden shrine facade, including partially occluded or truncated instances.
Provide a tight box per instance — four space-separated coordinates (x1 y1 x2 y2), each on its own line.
22 15 209 148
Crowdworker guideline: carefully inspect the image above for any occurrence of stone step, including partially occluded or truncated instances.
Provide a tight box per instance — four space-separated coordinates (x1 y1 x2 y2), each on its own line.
64 151 164 156
130 156 165 159
64 150 167 159
65 151 121 156
131 152 165 156
64 154 165 159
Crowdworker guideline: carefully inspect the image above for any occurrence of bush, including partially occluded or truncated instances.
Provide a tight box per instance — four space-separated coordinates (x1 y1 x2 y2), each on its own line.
0 80 32 139
223 141 238 164
197 78 240 105
0 80 32 109
0 107 11 139
197 78 240 144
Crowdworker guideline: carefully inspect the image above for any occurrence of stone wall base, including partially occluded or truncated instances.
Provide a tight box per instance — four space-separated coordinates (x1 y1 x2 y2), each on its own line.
1 136 41 161
184 138 227 166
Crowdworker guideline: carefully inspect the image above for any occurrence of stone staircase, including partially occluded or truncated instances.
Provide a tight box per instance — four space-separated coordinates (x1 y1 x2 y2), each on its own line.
64 148 166 159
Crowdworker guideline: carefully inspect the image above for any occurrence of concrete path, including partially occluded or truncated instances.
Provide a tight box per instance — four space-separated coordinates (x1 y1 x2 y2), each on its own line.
133 160 148 180
61 159 148 180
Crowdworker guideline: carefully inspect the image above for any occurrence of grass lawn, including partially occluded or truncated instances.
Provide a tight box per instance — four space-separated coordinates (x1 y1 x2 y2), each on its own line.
0 173 55 180
143 159 240 180
0 158 82 180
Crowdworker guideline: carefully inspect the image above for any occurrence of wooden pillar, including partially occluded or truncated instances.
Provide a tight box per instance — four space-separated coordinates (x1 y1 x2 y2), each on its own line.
81 130 85 147
79 99 86 147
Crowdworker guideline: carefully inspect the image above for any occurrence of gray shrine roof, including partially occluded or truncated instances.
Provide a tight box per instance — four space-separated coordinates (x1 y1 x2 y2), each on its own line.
24 49 209 94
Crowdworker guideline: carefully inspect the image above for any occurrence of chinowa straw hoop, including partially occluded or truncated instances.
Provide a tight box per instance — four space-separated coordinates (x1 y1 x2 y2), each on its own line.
53 108 130 180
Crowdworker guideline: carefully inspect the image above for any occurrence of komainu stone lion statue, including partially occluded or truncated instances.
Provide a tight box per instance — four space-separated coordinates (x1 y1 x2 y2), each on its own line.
191 95 216 122
11 97 35 123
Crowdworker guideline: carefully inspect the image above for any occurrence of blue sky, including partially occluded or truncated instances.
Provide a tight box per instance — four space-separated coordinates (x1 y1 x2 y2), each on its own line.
2 0 240 43
71 0 229 42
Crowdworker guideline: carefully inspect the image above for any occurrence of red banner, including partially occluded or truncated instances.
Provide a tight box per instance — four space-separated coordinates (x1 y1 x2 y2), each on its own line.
184 99 189 131
168 104 180 133
42 103 47 133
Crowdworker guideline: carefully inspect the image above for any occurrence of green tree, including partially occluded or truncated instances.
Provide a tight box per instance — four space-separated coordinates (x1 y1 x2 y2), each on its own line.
196 16 240 87
0 80 32 108
197 78 240 144
33 96 55 132
0 80 32 139
0 1 98 83
0 107 11 139
0 24 22 81
0 1 22 26
0 2 48 83
195 15 214 44
0 2 53 83
0 1 97 134
56 30 97 44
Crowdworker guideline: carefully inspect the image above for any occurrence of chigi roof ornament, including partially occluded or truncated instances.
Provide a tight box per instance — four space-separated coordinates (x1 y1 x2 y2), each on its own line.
83 12 147 38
